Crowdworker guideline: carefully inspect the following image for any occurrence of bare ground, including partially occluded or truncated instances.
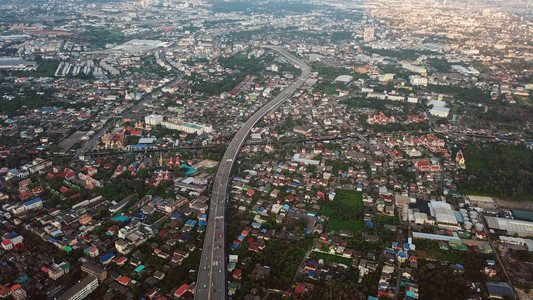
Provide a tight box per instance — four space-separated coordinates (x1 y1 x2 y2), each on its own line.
494 198 533 211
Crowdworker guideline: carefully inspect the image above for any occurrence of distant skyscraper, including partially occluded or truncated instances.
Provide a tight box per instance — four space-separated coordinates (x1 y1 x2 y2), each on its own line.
363 27 374 42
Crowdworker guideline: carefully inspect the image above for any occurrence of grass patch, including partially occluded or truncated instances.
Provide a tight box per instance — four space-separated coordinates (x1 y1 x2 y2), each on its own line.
310 251 352 265
313 81 345 95
335 190 363 208
427 58 452 73
311 61 352 81
377 215 399 225
328 218 365 232
427 84 491 103
330 31 353 42
130 64 171 77
82 29 126 48
450 105 462 113
413 239 463 264
321 190 364 232
9 60 60 77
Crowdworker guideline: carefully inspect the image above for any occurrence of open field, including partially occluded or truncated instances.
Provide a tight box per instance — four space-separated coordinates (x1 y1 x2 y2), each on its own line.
321 190 364 232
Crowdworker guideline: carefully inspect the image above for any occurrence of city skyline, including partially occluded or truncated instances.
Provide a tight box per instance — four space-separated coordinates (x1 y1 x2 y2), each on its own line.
0 0 532 299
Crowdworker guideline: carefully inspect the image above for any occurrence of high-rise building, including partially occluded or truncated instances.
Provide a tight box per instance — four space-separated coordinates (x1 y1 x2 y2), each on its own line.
363 27 375 42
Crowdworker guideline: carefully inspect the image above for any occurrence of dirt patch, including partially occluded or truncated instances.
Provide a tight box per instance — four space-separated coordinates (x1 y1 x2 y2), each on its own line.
516 289 533 300
499 245 533 289
494 198 533 211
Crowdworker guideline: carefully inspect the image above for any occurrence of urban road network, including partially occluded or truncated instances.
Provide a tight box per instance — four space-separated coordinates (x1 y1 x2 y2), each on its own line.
75 52 180 158
195 46 311 300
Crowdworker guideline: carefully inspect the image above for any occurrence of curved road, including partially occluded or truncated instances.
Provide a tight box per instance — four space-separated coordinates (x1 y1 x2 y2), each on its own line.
195 46 310 300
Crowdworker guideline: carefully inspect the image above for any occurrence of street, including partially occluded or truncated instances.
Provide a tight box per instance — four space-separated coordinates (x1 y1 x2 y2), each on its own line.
195 46 311 300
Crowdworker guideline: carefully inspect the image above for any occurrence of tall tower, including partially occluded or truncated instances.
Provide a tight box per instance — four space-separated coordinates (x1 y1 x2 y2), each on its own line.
363 27 375 42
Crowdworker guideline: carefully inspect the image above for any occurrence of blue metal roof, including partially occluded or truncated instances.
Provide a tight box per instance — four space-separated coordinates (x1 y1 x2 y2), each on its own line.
130 144 147 148
486 281 513 297
251 222 261 228
100 252 115 263
412 232 461 242
185 219 197 226
23 198 42 206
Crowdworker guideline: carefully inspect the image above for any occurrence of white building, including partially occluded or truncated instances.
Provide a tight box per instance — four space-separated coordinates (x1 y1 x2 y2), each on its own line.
292 154 320 165
379 73 394 82
485 217 533 236
402 63 426 74
428 100 450 118
48 262 69 280
0 57 37 69
115 239 131 255
335 75 353 83
144 114 163 126
407 96 419 103
451 65 479 76
57 275 99 300
367 92 387 100
429 201 460 230
409 75 428 86
1 240 13 250
387 94 405 101
161 120 212 135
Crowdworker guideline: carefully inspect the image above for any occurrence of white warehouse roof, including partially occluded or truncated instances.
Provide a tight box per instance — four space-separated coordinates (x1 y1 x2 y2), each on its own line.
485 216 533 236
429 200 458 226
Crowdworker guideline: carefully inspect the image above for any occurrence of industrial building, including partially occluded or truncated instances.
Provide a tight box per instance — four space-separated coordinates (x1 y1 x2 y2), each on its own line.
484 216 533 236
0 57 37 69
428 200 460 230
428 100 450 118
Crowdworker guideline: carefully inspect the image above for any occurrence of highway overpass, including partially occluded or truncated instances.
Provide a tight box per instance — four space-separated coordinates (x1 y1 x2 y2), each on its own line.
195 46 311 300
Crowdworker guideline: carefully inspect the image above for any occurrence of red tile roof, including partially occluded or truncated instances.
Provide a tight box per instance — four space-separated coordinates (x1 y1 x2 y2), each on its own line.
294 284 305 294
175 284 190 297
117 276 131 285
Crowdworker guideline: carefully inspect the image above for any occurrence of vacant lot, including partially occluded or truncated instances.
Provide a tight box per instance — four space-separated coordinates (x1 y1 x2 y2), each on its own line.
321 190 364 232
